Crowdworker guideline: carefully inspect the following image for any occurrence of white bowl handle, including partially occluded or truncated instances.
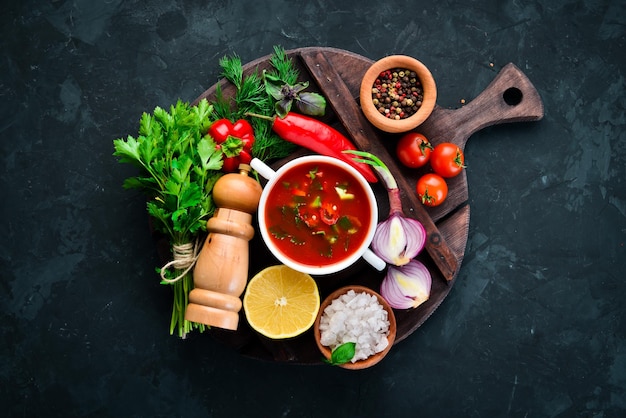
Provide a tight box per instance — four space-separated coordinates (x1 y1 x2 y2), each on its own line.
362 249 386 271
250 158 276 181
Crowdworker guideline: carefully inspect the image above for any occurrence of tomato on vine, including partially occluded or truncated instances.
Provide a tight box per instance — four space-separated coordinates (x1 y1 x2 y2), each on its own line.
430 142 466 178
416 173 448 207
396 132 433 168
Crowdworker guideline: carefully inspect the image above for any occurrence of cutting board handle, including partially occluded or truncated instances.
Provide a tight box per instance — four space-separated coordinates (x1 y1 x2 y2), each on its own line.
424 63 544 148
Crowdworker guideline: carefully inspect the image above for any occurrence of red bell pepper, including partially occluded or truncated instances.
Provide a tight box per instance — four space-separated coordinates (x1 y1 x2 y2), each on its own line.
207 119 255 172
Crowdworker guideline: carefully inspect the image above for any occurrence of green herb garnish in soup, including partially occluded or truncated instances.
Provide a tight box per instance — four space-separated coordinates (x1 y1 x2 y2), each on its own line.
266 162 371 266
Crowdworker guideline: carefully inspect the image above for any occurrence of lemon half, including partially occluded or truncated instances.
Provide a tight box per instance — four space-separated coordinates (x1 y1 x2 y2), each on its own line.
243 265 320 339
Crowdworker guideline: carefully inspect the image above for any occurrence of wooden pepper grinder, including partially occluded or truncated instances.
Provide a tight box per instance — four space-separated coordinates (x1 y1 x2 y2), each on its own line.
185 164 262 330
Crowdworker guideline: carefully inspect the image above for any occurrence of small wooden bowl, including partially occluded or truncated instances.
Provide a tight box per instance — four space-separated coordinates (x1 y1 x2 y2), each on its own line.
313 285 396 369
359 55 437 133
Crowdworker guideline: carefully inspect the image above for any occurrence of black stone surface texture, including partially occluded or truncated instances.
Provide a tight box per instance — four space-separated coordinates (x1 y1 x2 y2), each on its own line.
1 1 625 417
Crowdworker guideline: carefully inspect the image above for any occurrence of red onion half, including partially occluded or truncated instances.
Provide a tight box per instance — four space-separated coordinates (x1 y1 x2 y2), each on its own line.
371 211 426 266
380 259 432 310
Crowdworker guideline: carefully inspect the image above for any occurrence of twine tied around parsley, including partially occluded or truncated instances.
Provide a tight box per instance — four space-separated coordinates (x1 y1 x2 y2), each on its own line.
159 240 201 284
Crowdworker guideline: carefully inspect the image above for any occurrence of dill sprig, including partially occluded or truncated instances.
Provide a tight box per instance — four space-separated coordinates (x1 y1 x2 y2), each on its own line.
267 45 299 85
217 55 273 120
218 54 243 90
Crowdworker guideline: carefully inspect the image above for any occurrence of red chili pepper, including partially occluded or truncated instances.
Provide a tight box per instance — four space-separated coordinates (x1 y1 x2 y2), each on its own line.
320 202 339 225
207 119 255 172
263 113 377 183
298 207 320 228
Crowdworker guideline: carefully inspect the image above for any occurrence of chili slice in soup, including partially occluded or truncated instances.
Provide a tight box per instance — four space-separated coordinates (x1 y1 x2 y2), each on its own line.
265 162 372 267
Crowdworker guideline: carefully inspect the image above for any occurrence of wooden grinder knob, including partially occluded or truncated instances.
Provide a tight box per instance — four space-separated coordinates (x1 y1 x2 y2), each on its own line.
185 164 263 330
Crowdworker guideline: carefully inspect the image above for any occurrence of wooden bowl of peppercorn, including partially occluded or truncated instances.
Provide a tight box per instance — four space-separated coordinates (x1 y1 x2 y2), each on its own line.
359 55 437 133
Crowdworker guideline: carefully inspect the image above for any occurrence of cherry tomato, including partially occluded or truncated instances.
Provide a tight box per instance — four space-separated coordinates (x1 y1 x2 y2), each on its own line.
430 142 465 178
396 132 433 168
416 173 448 207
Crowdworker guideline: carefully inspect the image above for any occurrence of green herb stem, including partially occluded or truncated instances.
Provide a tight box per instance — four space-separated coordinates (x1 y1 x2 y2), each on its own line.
342 150 398 189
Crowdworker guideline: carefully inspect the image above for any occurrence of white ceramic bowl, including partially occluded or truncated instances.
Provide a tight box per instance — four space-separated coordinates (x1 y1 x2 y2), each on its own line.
252 155 382 276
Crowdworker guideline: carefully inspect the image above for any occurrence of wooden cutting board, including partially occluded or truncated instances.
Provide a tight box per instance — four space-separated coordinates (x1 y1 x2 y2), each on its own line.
191 47 544 364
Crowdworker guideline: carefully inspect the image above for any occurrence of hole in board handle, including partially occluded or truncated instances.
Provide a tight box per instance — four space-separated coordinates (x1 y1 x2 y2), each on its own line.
503 87 523 106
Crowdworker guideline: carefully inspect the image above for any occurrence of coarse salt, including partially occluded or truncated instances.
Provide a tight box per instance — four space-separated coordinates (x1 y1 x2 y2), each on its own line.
319 289 390 363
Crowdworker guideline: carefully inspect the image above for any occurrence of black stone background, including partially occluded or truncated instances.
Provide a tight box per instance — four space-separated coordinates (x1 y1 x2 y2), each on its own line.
1 1 625 417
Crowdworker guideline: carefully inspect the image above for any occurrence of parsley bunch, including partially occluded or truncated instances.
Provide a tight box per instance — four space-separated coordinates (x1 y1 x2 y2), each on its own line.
113 98 223 338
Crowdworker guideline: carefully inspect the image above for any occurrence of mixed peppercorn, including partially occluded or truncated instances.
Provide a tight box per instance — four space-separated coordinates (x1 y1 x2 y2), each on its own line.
371 68 424 120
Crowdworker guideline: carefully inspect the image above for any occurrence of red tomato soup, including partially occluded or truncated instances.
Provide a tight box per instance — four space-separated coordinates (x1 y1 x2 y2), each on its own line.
264 161 372 267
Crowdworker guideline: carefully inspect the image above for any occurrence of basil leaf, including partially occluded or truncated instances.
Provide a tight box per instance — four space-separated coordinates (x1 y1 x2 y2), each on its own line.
275 98 293 119
325 342 356 366
290 81 309 94
295 92 327 116
264 78 285 101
